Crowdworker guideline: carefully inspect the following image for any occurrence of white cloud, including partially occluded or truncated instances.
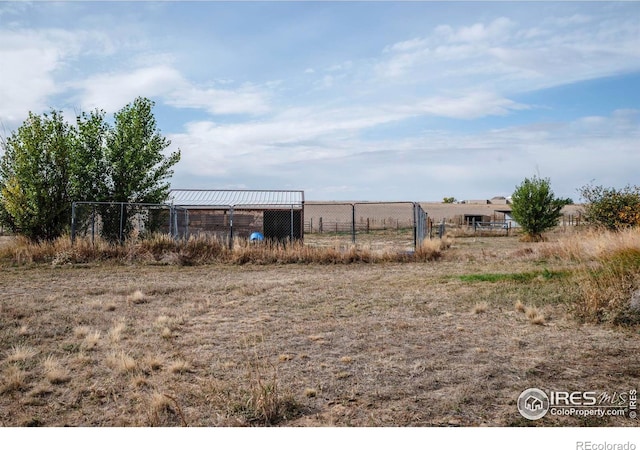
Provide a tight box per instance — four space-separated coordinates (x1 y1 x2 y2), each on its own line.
0 27 120 125
74 65 184 113
411 92 529 119
375 13 640 94
170 107 639 200
167 83 271 115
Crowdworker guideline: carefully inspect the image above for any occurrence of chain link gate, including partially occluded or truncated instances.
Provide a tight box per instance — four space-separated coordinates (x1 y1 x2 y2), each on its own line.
304 202 428 252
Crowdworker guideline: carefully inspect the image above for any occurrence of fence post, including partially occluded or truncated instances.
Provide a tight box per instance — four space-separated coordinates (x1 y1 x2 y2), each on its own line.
290 205 294 243
71 202 76 244
119 202 125 244
229 206 234 249
351 204 356 243
319 217 323 233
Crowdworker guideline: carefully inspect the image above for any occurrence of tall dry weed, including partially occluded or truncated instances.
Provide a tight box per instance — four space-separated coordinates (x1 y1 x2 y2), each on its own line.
0 233 451 266
544 228 640 324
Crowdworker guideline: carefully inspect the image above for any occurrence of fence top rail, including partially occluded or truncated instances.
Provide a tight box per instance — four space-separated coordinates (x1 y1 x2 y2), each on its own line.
72 201 189 210
305 201 419 206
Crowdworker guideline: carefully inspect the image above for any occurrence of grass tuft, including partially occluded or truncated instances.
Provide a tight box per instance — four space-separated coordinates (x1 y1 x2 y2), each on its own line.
1 365 27 393
106 351 137 373
127 290 147 304
472 301 488 314
43 356 71 385
525 306 546 325
6 345 38 363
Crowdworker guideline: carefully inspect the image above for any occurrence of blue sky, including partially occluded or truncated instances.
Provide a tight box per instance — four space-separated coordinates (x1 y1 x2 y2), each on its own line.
1 1 639 201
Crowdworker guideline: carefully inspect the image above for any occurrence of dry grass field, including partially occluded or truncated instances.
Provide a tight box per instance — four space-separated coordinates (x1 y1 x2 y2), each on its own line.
1 231 639 427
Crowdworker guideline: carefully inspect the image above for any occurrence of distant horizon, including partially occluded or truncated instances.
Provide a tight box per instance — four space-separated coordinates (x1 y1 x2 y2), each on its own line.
1 2 638 201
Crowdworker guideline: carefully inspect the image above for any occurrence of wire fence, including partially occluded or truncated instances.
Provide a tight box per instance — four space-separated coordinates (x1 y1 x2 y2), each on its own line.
304 202 428 252
71 201 427 252
71 202 189 244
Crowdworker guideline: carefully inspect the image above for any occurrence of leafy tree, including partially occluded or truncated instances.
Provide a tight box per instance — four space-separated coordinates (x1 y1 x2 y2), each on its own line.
442 197 457 204
510 176 566 241
0 97 180 242
72 109 110 203
100 97 180 241
578 183 640 230
0 111 75 241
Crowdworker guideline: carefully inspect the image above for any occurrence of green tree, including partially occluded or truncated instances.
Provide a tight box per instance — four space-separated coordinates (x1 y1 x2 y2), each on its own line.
72 109 109 202
0 111 75 241
100 97 180 241
510 176 566 241
578 183 640 230
0 97 180 242
442 197 457 204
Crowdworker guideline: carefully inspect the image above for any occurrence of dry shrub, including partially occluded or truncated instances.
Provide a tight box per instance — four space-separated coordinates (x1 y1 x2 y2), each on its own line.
534 228 640 325
43 356 71 385
472 301 488 314
108 321 126 343
575 247 640 325
525 306 545 325
82 331 101 351
73 326 90 339
1 365 26 393
6 345 38 362
168 360 191 374
106 351 137 373
148 392 188 427
514 300 526 313
127 290 147 304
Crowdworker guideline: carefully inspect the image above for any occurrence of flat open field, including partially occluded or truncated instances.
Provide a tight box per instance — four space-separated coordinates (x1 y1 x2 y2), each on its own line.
1 235 639 427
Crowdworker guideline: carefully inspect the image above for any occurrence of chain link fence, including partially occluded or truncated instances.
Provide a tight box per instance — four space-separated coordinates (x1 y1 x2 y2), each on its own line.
71 202 189 243
71 201 426 252
304 202 428 252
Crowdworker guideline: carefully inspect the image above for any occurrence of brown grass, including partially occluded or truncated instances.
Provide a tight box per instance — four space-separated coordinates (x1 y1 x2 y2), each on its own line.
0 233 450 266
6 345 38 363
1 365 26 393
0 232 638 426
43 356 71 385
472 301 488 314
106 351 137 374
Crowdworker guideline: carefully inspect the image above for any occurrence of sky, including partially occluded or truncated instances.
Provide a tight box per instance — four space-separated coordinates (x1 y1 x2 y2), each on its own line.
0 1 639 202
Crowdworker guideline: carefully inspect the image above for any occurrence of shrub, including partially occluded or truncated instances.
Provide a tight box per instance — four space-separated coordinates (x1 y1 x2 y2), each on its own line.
510 176 567 241
578 183 640 231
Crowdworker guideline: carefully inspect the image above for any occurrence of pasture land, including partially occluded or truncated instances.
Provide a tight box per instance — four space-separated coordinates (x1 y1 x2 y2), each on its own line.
0 235 639 426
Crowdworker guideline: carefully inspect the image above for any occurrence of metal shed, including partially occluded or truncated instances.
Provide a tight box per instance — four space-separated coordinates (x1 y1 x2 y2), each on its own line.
168 189 305 244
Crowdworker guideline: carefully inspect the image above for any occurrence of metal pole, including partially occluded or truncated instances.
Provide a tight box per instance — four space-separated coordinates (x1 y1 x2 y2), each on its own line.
119 202 125 244
413 203 417 250
71 202 76 244
185 209 190 239
351 204 356 244
229 207 234 249
290 205 294 243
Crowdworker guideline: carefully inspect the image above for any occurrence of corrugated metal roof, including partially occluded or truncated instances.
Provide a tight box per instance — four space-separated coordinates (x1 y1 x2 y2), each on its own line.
168 189 304 209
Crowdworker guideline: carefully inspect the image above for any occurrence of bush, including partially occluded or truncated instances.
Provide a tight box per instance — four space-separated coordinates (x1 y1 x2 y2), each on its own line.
510 176 567 241
578 183 640 230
